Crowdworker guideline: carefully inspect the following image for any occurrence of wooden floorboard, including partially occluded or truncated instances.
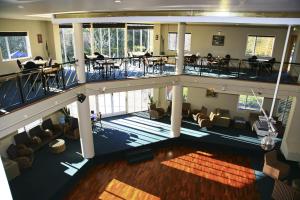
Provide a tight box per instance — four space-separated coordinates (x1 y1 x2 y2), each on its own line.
64 145 259 200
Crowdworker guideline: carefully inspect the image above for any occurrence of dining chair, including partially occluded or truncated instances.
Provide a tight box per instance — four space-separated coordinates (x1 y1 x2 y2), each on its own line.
48 58 53 67
34 56 43 60
16 60 23 70
110 59 121 78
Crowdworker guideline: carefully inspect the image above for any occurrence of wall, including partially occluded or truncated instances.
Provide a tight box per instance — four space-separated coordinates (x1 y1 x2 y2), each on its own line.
0 19 56 75
157 86 278 120
160 24 288 60
0 110 64 158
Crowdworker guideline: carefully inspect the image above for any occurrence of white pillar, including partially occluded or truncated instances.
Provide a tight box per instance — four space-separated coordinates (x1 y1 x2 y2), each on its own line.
77 99 95 158
176 22 186 75
170 22 186 138
0 157 13 200
73 23 86 83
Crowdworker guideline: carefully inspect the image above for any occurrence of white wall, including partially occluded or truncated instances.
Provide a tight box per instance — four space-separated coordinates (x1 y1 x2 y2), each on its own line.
161 24 288 60
0 19 56 75
157 86 278 120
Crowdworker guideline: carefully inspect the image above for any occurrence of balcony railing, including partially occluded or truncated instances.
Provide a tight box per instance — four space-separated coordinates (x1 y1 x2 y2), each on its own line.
0 55 299 114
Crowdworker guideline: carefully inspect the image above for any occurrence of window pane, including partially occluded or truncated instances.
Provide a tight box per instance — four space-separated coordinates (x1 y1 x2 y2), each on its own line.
94 28 101 53
0 37 8 60
89 95 96 113
83 28 91 55
238 95 263 111
168 33 177 51
245 36 256 56
134 90 142 111
104 93 112 114
127 91 135 113
110 28 118 57
184 33 191 51
3 36 29 59
255 37 275 57
67 102 78 118
142 29 148 52
118 29 125 57
134 30 141 52
60 28 74 62
127 29 133 53
113 92 120 113
98 94 106 114
120 92 126 112
101 28 109 56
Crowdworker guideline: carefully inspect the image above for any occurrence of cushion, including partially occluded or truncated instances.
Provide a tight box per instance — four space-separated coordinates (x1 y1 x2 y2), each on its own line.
7 144 18 159
29 126 44 138
14 132 31 146
42 119 54 131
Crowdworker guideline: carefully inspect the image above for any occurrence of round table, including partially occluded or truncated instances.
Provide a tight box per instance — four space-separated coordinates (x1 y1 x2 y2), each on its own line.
49 139 66 154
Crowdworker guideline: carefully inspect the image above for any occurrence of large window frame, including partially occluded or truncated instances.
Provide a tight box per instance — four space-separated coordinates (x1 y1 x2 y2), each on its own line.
127 28 153 53
0 32 31 61
238 95 264 111
168 32 191 51
245 35 275 57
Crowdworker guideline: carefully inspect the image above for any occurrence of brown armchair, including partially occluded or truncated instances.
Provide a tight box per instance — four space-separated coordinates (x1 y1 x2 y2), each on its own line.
149 104 165 119
7 144 34 170
192 106 208 121
41 118 63 137
14 131 41 151
167 101 191 118
64 117 80 140
209 108 231 128
197 114 212 128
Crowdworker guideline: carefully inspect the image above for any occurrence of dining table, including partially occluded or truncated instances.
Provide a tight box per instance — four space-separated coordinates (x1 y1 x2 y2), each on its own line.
22 59 48 67
97 59 117 78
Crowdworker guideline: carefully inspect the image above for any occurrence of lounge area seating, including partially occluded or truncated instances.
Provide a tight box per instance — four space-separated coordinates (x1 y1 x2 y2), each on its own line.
192 106 208 121
149 104 165 119
64 117 80 140
14 119 63 152
209 108 231 128
6 144 34 170
263 150 290 180
167 101 191 118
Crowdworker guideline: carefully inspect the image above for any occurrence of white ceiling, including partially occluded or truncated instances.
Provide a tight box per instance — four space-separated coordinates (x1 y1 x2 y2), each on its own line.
0 0 300 20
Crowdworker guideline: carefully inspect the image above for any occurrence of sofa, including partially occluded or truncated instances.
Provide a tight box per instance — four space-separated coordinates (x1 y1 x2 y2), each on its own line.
14 119 63 152
209 108 231 128
6 144 34 170
149 104 165 119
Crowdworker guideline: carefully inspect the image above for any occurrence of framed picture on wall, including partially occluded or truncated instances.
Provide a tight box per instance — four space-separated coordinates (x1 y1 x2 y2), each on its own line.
212 35 225 46
37 34 43 43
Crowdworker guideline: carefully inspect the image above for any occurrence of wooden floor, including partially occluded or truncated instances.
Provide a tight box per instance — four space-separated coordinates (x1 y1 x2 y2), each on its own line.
64 145 259 200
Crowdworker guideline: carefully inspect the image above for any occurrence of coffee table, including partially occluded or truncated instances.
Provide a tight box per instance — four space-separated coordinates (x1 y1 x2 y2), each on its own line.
49 139 66 154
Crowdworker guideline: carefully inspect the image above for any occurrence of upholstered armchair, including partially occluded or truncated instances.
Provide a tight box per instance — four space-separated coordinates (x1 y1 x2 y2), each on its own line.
42 118 63 137
7 144 34 170
167 101 191 118
209 108 231 128
197 114 212 128
149 104 165 119
64 117 80 140
29 125 53 141
192 106 208 121
14 131 41 150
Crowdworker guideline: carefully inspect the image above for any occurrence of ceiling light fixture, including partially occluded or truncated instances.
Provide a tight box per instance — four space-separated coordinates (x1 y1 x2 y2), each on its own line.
114 0 122 3
18 5 24 9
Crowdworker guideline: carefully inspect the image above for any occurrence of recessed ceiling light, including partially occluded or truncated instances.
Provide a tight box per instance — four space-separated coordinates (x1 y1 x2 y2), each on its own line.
114 0 122 3
18 5 24 9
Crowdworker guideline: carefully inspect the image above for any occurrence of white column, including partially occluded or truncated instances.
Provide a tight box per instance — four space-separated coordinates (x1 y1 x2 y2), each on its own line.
77 99 95 158
73 23 86 83
176 22 186 75
170 22 186 138
0 157 13 200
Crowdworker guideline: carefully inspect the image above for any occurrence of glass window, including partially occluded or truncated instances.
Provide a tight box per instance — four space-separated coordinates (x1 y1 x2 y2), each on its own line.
60 28 74 62
168 32 191 51
127 89 153 113
0 34 31 61
245 35 275 57
18 119 42 133
83 28 91 55
67 102 78 118
165 86 188 102
127 28 153 53
238 95 264 111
